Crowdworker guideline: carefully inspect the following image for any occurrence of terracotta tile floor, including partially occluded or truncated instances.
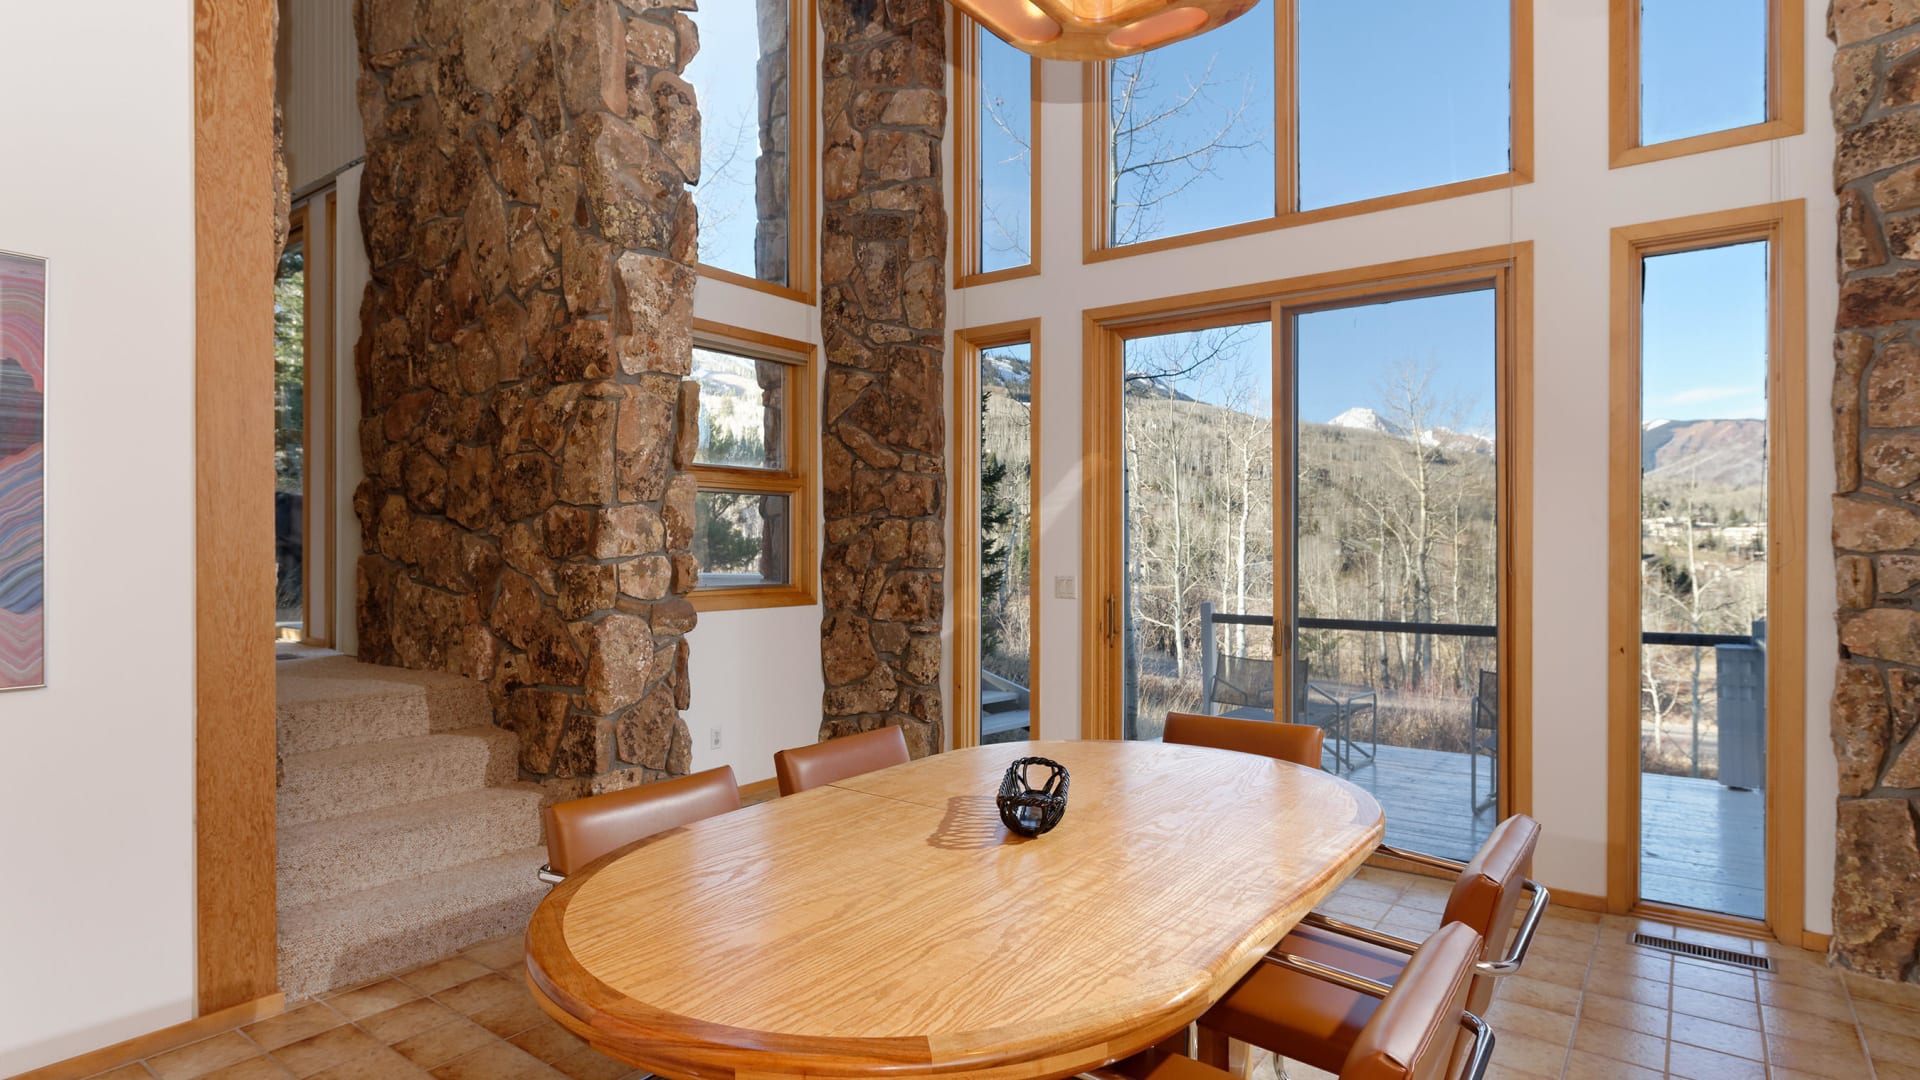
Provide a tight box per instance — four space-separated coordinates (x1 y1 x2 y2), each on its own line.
84 869 1920 1080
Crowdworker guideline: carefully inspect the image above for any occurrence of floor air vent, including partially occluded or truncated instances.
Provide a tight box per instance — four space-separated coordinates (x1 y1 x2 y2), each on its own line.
1631 932 1773 971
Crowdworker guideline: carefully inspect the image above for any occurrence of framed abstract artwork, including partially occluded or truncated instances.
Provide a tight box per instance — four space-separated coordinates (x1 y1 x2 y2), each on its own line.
0 251 45 691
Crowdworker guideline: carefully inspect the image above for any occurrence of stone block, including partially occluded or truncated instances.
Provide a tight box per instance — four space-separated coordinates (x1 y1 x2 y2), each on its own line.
1833 797 1920 979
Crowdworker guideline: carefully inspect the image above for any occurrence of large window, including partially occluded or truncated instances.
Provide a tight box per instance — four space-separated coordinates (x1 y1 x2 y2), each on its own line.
1611 0 1803 166
687 0 812 297
1608 204 1805 931
688 324 816 610
955 324 1040 747
1086 0 1530 257
957 17 1041 284
1086 251 1532 863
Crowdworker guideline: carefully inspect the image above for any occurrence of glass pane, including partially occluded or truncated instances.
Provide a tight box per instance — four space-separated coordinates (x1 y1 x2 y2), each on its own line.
1296 0 1511 211
1641 0 1768 146
1121 321 1275 741
977 30 1033 274
688 2 790 285
1292 290 1500 863
1638 241 1769 919
274 240 306 632
1106 1 1274 246
694 491 791 588
692 346 785 470
978 343 1034 743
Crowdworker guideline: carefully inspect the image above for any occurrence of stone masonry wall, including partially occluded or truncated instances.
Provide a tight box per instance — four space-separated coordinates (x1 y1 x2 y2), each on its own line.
1828 0 1920 983
352 0 703 794
817 0 947 756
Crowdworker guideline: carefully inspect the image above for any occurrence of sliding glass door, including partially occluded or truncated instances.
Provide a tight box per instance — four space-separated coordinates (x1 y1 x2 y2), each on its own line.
1287 289 1504 862
1119 319 1276 743
1090 253 1527 864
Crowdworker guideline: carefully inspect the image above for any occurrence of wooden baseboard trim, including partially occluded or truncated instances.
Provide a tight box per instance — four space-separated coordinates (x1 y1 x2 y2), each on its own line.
1802 931 1833 953
1548 887 1607 913
14 994 287 1080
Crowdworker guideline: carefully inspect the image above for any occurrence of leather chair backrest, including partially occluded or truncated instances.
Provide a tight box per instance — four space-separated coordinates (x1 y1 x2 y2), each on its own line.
1440 814 1541 1012
1164 711 1324 770
1341 922 1480 1080
774 726 911 796
542 765 742 878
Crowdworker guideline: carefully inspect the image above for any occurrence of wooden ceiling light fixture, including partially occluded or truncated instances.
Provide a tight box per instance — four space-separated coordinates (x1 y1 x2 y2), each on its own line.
950 0 1258 60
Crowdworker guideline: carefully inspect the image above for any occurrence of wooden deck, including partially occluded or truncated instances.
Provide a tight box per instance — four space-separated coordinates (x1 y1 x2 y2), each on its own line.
1641 769 1765 919
1331 744 1763 916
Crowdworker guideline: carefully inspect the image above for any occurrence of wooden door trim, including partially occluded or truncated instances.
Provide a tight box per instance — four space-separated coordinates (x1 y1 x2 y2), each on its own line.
1080 243 1534 815
1605 201 1808 942
195 0 280 1012
954 320 1043 749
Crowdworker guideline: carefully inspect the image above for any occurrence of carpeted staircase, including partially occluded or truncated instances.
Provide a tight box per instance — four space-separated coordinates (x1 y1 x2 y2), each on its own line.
275 652 548 999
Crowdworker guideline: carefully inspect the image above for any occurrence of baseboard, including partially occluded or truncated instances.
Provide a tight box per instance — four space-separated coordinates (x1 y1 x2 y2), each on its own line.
1548 887 1607 913
1802 930 1833 953
12 993 286 1080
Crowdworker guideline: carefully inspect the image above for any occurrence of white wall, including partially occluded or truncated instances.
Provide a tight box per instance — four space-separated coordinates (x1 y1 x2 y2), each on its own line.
684 263 828 786
0 2 199 1071
948 2 1841 932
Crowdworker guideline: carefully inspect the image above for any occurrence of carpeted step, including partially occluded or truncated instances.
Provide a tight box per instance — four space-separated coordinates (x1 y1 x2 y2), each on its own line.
278 785 549 908
277 846 550 1000
277 727 519 827
276 654 494 756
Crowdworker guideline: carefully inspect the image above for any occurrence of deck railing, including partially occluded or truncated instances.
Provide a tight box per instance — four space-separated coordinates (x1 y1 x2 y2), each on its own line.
1194 603 1765 783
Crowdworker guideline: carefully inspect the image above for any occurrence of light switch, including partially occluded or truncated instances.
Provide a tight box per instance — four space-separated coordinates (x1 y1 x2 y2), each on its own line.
1053 575 1077 600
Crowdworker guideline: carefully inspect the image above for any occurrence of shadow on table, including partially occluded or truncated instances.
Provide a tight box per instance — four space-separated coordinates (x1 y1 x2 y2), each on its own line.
927 795 1030 850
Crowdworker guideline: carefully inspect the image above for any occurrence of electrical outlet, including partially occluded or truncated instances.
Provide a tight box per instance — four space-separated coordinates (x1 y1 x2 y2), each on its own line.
709 727 722 750
1053 575 1077 600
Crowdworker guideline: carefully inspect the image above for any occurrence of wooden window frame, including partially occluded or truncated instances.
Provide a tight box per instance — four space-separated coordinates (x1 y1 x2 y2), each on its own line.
688 320 819 613
694 0 819 304
1079 0 1534 264
954 14 1044 288
1079 244 1534 825
954 320 1042 750
1609 0 1804 168
278 197 339 649
1605 201 1807 944
278 205 313 643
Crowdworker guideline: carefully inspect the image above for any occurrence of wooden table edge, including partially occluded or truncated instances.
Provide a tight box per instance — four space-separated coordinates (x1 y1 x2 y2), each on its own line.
523 752 1386 1080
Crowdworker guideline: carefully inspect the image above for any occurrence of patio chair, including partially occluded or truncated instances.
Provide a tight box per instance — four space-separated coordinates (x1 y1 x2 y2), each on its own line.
1295 659 1377 774
1469 669 1498 811
1208 650 1276 716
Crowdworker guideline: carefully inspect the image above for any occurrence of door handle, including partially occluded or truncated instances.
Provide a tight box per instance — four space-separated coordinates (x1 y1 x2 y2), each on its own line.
1108 595 1119 646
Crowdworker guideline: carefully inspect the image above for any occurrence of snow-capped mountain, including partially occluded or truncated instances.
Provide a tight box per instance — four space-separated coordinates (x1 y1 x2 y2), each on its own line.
1325 406 1493 454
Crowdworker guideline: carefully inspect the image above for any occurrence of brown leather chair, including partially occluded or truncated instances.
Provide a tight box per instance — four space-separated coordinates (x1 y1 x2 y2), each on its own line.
774 725 911 795
1195 815 1544 1075
538 765 742 883
1164 711 1325 769
1119 922 1493 1080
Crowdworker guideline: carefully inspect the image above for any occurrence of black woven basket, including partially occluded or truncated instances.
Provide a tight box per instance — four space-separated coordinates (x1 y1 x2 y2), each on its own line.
997 756 1070 837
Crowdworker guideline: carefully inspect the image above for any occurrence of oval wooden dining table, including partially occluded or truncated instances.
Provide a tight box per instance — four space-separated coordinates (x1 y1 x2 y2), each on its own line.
524 738 1384 1080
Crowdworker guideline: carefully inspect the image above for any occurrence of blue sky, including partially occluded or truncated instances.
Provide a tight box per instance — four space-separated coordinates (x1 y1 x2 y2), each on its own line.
978 34 1033 272
1643 242 1770 422
684 5 769 280
688 2 1772 428
1103 0 1770 428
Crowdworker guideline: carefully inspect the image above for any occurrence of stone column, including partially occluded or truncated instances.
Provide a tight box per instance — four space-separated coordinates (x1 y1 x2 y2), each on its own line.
817 0 948 756
351 0 703 795
1828 0 1920 983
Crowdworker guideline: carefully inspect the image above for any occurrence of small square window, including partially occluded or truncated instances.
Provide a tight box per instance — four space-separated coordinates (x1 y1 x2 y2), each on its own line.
693 491 792 590
692 346 786 471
